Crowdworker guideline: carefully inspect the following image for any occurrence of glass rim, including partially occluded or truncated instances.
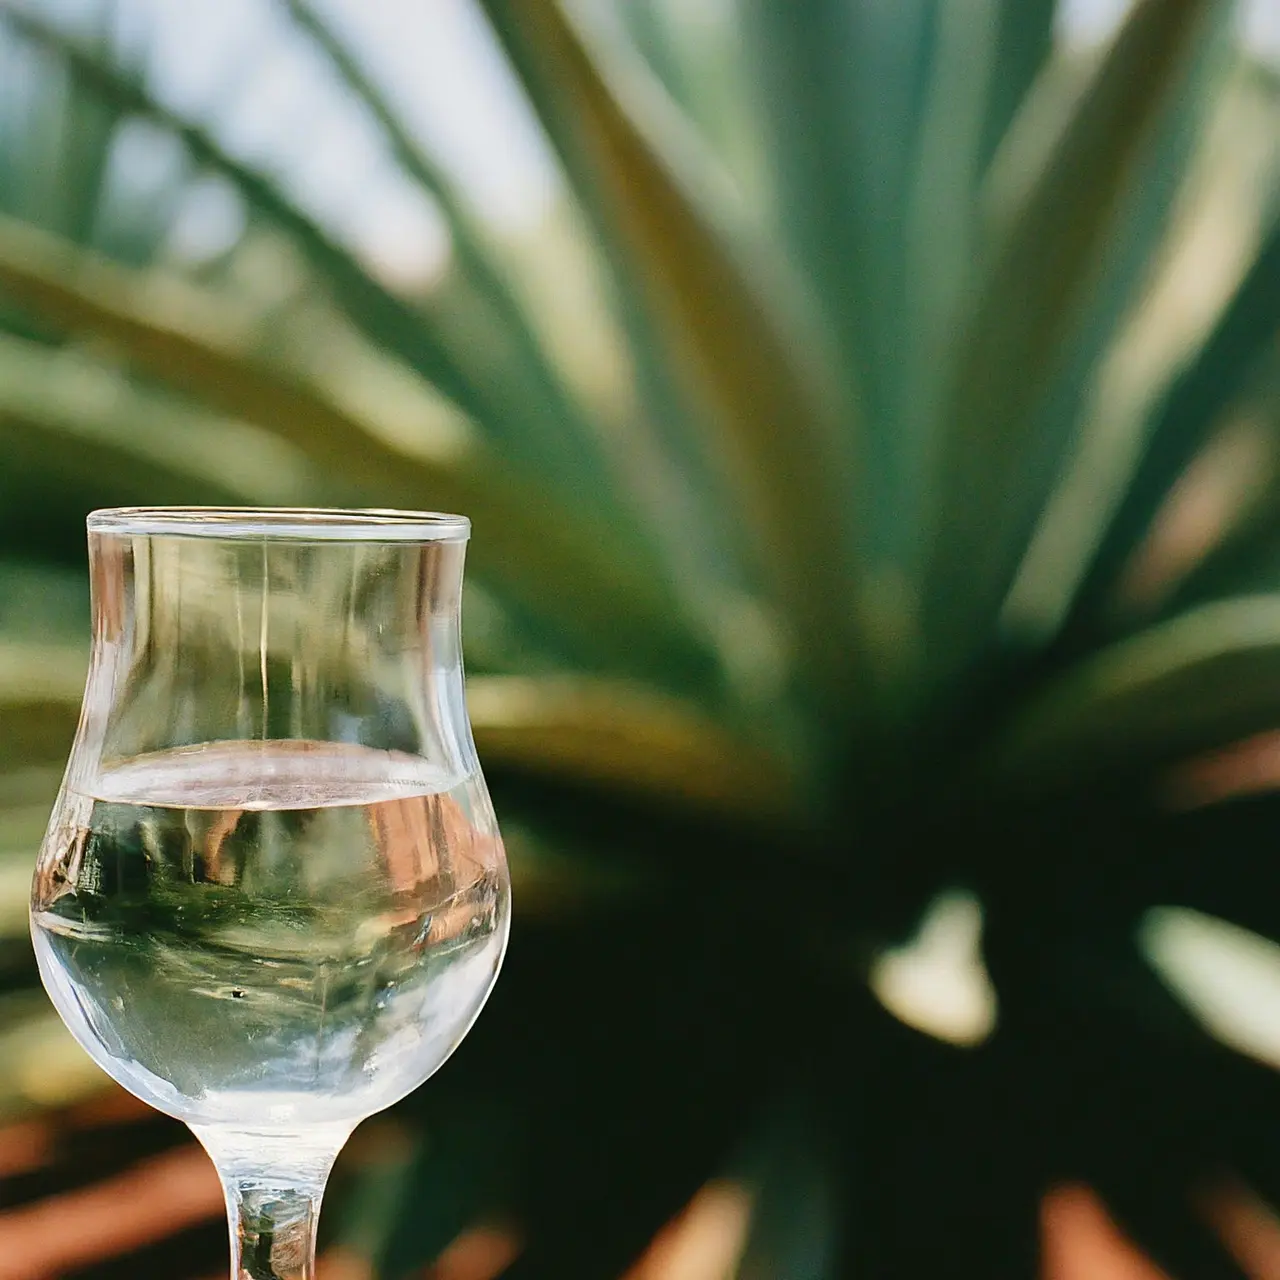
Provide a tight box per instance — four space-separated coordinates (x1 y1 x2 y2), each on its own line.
86 506 471 542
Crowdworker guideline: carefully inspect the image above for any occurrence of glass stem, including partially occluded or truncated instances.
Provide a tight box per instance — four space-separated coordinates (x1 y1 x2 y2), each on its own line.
192 1123 353 1280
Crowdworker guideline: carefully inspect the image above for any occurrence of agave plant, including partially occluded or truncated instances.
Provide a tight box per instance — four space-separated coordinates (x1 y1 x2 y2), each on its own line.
1 0 1280 1275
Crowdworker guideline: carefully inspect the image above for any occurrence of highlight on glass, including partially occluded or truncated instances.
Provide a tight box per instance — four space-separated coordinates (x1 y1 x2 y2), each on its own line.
30 508 510 1280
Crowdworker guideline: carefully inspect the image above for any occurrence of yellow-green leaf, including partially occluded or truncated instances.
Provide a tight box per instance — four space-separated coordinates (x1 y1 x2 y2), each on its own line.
0 640 85 770
0 332 324 507
0 995 108 1120
469 674 798 821
994 596 1280 786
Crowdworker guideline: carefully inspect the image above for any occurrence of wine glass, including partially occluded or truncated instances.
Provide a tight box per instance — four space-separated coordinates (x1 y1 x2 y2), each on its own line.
30 508 510 1280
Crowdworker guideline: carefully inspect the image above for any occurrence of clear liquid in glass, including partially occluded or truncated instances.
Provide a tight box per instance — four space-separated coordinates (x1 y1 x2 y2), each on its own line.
31 739 509 1130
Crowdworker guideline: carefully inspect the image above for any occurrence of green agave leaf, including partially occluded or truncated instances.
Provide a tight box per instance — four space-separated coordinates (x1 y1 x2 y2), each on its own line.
1146 363 1280 619
11 0 676 577
0 642 85 708
476 0 863 695
0 215 467 492
978 0 1056 172
1006 30 1236 629
905 0 1214 594
276 0 530 337
0 331 323 508
0 3 490 424
0 3 149 265
328 1093 522 1278
994 596 1280 786
733 1099 839 1280
0 215 715 686
899 0 1004 574
1 36 77 234
275 0 633 523
0 994 108 1119
0 560 86 641
613 0 696 128
1071 212 1280 631
31 2 121 249
606 0 764 218
1003 64 1279 645
737 0 933 573
923 0 1217 675
1143 906 1280 1065
0 798 57 941
325 1123 430 1276
0 639 85 771
468 674 797 821
471 6 776 678
501 823 656 921
735 0 869 354
0 793 58 850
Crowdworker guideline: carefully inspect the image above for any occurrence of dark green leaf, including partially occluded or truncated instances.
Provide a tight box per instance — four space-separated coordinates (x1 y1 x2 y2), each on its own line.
738 0 936 574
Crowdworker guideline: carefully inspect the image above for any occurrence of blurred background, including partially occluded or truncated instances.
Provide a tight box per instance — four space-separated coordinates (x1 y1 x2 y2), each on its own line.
2 0 1280 1276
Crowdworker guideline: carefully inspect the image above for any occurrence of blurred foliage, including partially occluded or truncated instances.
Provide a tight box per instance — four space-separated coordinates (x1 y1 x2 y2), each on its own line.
1 0 1280 1276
